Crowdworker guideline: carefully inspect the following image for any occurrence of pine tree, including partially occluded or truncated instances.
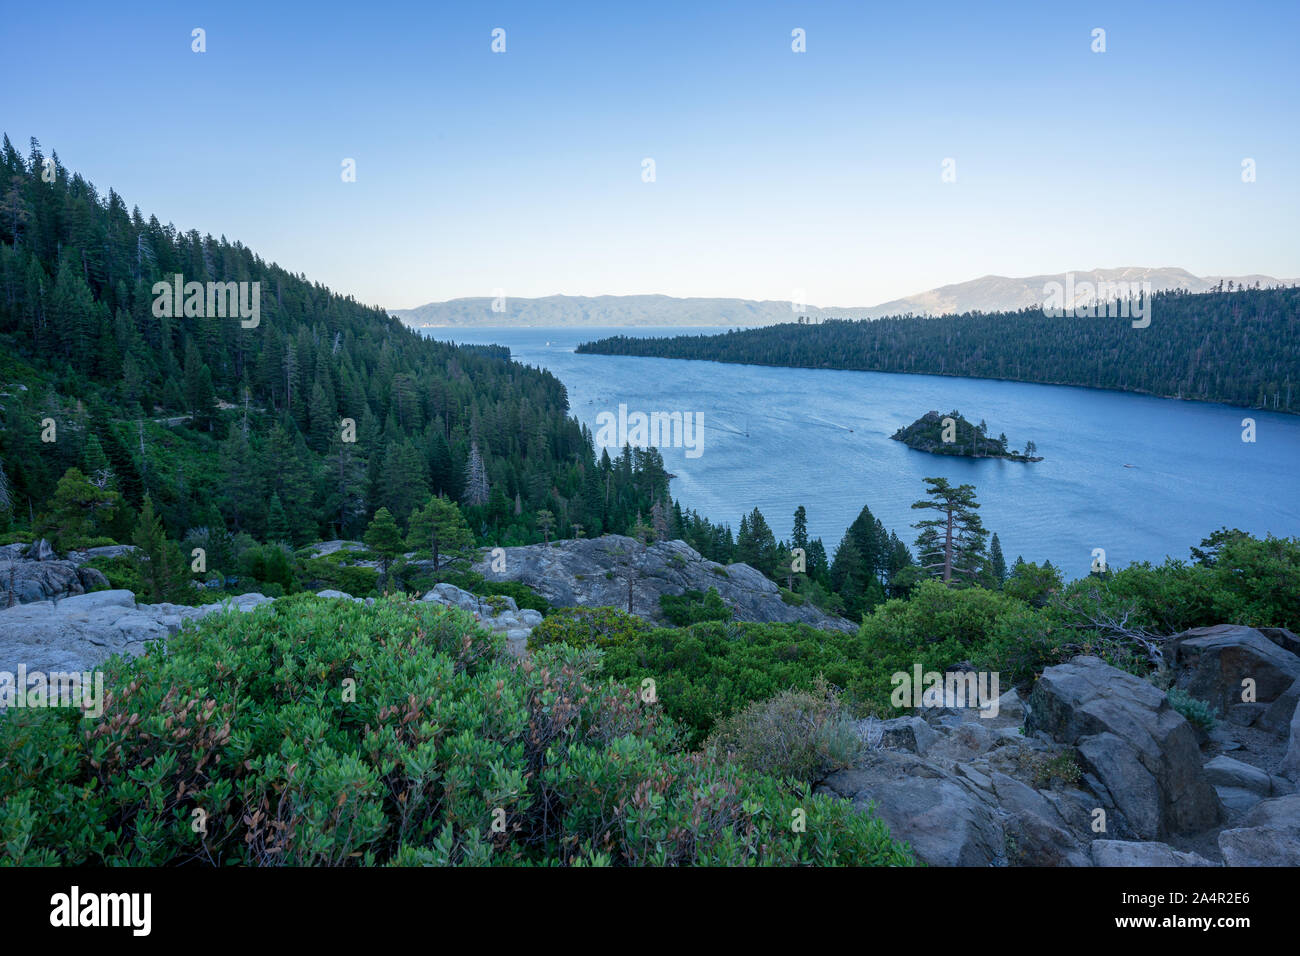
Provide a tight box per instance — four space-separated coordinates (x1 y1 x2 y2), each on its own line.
132 494 186 603
791 505 809 553
650 499 669 541
364 507 405 588
81 434 115 490
406 495 474 571
37 467 121 551
535 508 555 544
911 477 988 586
462 440 489 507
266 494 290 543
988 532 1007 586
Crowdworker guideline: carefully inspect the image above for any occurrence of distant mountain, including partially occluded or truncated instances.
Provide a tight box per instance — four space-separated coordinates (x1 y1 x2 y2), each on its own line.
391 294 806 329
392 269 1298 328
855 268 1298 320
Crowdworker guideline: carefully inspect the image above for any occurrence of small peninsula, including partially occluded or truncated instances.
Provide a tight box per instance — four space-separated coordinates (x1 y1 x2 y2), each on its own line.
891 410 1043 461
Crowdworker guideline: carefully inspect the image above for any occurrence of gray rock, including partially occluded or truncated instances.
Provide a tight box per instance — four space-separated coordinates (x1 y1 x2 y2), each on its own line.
1090 840 1217 867
1077 733 1163 839
1219 825 1300 866
0 555 111 606
1259 627 1300 657
880 716 938 755
65 545 138 565
1240 793 1300 827
1258 676 1300 736
995 688 1027 722
1215 787 1264 815
306 540 366 559
817 751 1004 866
474 535 855 632
315 589 362 603
1203 755 1272 795
1227 703 1268 726
0 589 272 678
1172 624 1300 713
1283 704 1300 782
1027 656 1222 838
23 539 56 561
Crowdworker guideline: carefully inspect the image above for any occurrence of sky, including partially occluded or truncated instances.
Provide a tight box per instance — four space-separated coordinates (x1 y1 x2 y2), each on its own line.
4 0 1298 310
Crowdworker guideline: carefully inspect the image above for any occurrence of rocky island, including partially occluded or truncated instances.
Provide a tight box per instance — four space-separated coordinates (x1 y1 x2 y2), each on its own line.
892 410 1043 461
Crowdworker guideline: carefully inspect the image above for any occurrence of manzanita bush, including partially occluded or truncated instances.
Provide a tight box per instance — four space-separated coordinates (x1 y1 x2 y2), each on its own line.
0 594 913 866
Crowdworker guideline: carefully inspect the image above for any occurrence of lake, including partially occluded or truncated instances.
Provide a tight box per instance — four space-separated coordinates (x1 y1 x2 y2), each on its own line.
423 326 1300 581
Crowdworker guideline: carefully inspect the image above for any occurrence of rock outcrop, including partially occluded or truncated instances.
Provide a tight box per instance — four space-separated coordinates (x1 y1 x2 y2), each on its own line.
0 588 273 678
0 542 111 605
821 641 1300 866
1026 656 1222 839
1217 795 1300 866
1171 624 1300 713
421 583 542 657
474 535 855 632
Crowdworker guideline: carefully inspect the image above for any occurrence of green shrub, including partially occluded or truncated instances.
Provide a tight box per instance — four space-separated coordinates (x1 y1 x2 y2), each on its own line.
599 620 871 746
1166 687 1219 732
659 587 732 626
299 555 380 597
706 679 863 785
0 595 913 866
84 554 143 594
239 543 296 593
527 606 654 651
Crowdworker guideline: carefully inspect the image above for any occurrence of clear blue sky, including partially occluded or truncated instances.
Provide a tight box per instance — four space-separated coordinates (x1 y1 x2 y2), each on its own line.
4 0 1297 309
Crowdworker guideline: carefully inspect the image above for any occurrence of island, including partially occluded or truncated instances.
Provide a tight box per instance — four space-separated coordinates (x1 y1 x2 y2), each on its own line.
891 410 1042 461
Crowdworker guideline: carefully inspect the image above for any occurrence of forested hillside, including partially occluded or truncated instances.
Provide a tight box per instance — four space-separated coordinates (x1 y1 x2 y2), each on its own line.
578 288 1300 413
0 136 668 550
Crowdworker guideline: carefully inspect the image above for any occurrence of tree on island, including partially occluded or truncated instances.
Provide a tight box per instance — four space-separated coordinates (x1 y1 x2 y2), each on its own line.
911 477 988 586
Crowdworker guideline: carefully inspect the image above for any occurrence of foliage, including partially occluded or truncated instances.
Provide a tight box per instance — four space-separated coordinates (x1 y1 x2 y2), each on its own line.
405 495 475 571
0 595 913 866
578 287 1300 414
706 680 864 785
912 477 988 587
527 606 654 651
0 136 681 556
1166 687 1219 733
891 410 1036 461
298 555 379 597
34 467 121 552
659 587 733 626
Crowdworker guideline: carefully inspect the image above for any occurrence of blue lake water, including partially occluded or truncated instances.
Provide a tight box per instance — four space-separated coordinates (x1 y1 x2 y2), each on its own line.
424 326 1300 581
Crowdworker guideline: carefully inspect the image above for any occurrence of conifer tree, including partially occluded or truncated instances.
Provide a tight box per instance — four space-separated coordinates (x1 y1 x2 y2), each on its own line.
132 494 186 603
988 532 1007 586
406 495 474 571
364 507 405 587
462 440 489 507
911 476 988 586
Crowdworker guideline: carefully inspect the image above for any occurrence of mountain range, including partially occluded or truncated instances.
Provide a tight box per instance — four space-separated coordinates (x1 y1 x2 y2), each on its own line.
392 268 1298 328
